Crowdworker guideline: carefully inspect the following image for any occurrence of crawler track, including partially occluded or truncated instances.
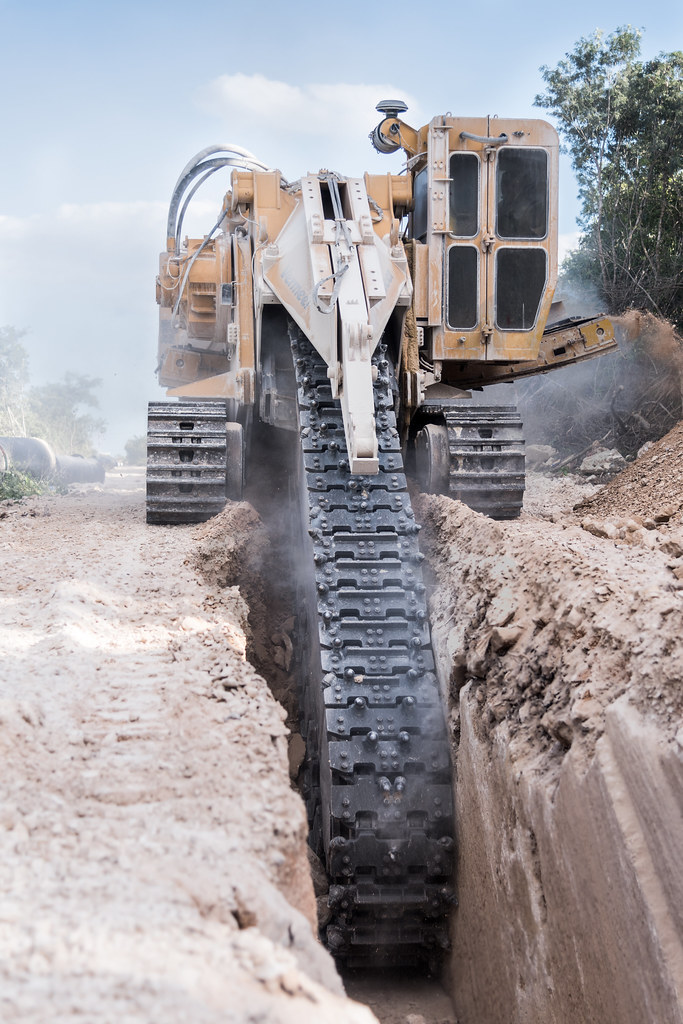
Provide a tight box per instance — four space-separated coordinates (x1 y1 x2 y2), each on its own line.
443 406 525 519
291 330 455 965
146 400 228 524
416 405 525 519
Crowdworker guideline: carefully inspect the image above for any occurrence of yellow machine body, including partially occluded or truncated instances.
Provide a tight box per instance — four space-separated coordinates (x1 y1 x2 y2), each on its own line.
154 109 616 473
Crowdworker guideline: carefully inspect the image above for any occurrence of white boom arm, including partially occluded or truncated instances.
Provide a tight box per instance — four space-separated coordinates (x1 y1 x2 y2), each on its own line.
259 174 412 473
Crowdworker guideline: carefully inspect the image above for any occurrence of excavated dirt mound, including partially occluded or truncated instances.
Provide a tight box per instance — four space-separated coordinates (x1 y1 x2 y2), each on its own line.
420 491 682 763
574 418 683 526
417 465 683 1024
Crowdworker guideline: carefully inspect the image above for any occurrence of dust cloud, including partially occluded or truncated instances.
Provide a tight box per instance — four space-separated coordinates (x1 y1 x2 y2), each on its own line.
517 311 683 459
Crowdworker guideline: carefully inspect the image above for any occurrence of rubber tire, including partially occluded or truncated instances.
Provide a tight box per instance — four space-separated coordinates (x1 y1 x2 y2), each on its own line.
414 423 450 494
225 422 244 501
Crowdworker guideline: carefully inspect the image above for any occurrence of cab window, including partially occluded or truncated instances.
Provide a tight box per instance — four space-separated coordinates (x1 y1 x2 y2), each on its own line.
447 246 479 329
496 149 548 239
495 248 546 330
449 153 479 237
412 167 428 240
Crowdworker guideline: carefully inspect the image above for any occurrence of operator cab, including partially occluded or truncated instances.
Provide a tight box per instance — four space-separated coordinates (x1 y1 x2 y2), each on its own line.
373 106 559 365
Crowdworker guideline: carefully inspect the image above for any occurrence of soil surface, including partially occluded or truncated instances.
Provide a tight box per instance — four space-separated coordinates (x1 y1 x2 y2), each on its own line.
0 468 375 1023
2 432 682 1022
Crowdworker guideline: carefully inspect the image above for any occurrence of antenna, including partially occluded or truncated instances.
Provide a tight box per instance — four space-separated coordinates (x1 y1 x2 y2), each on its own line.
375 99 408 119
370 101 408 154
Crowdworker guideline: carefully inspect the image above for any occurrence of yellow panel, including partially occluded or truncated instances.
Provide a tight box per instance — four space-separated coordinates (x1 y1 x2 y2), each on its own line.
441 316 617 387
431 116 559 364
231 170 254 205
254 171 297 240
167 372 237 398
410 242 429 320
234 235 255 371
364 173 393 239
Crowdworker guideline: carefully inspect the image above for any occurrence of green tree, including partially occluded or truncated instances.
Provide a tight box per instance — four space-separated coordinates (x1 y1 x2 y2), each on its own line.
28 372 106 455
0 326 30 434
535 28 683 327
124 435 147 465
0 329 106 454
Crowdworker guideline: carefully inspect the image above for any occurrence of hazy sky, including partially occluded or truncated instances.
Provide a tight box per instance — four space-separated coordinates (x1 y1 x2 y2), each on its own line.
0 0 680 453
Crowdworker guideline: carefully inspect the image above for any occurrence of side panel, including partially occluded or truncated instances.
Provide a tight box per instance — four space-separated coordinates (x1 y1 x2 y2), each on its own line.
413 117 559 365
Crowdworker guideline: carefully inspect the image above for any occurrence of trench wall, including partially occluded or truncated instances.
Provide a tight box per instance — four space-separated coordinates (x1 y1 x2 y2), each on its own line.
418 493 683 1024
449 694 682 1024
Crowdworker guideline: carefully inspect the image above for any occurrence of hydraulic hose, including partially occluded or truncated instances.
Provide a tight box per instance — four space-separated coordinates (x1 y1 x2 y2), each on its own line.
171 210 228 322
167 157 244 250
174 166 227 254
166 144 273 253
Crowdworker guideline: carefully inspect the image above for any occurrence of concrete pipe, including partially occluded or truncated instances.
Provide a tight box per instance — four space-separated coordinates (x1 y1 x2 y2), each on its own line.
0 437 57 478
54 454 106 484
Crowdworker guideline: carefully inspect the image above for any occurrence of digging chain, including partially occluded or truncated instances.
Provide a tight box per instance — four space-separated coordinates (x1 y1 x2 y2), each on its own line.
291 329 455 964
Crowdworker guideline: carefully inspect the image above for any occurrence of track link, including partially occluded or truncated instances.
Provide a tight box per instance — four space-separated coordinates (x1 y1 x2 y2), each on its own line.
417 405 525 519
291 331 455 965
443 406 524 519
146 400 228 524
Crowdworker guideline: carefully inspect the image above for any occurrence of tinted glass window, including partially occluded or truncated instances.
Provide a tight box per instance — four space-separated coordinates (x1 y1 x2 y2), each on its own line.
447 246 478 329
449 153 479 236
496 149 548 239
495 248 546 330
413 167 428 240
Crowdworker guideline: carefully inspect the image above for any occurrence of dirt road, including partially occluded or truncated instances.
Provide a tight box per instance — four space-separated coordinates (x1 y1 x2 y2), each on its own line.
1 450 681 1023
0 468 374 1023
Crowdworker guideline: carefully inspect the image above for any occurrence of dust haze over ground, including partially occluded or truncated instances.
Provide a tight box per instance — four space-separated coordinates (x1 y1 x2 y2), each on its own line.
1 408 682 1021
517 311 683 460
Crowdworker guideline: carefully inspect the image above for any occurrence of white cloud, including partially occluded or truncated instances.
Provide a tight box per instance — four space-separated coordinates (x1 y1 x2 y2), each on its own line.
200 74 421 135
0 213 37 240
195 74 423 179
200 73 313 128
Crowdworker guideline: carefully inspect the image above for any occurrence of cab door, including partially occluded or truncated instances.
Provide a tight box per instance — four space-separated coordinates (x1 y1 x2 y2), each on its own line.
434 116 558 363
484 117 558 360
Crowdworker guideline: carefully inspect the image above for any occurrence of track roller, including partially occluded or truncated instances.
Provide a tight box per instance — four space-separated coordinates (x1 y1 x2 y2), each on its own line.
414 405 525 519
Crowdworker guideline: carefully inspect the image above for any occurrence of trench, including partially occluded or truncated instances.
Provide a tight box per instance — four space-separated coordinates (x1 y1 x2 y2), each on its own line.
231 436 682 1024
235 423 460 1021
